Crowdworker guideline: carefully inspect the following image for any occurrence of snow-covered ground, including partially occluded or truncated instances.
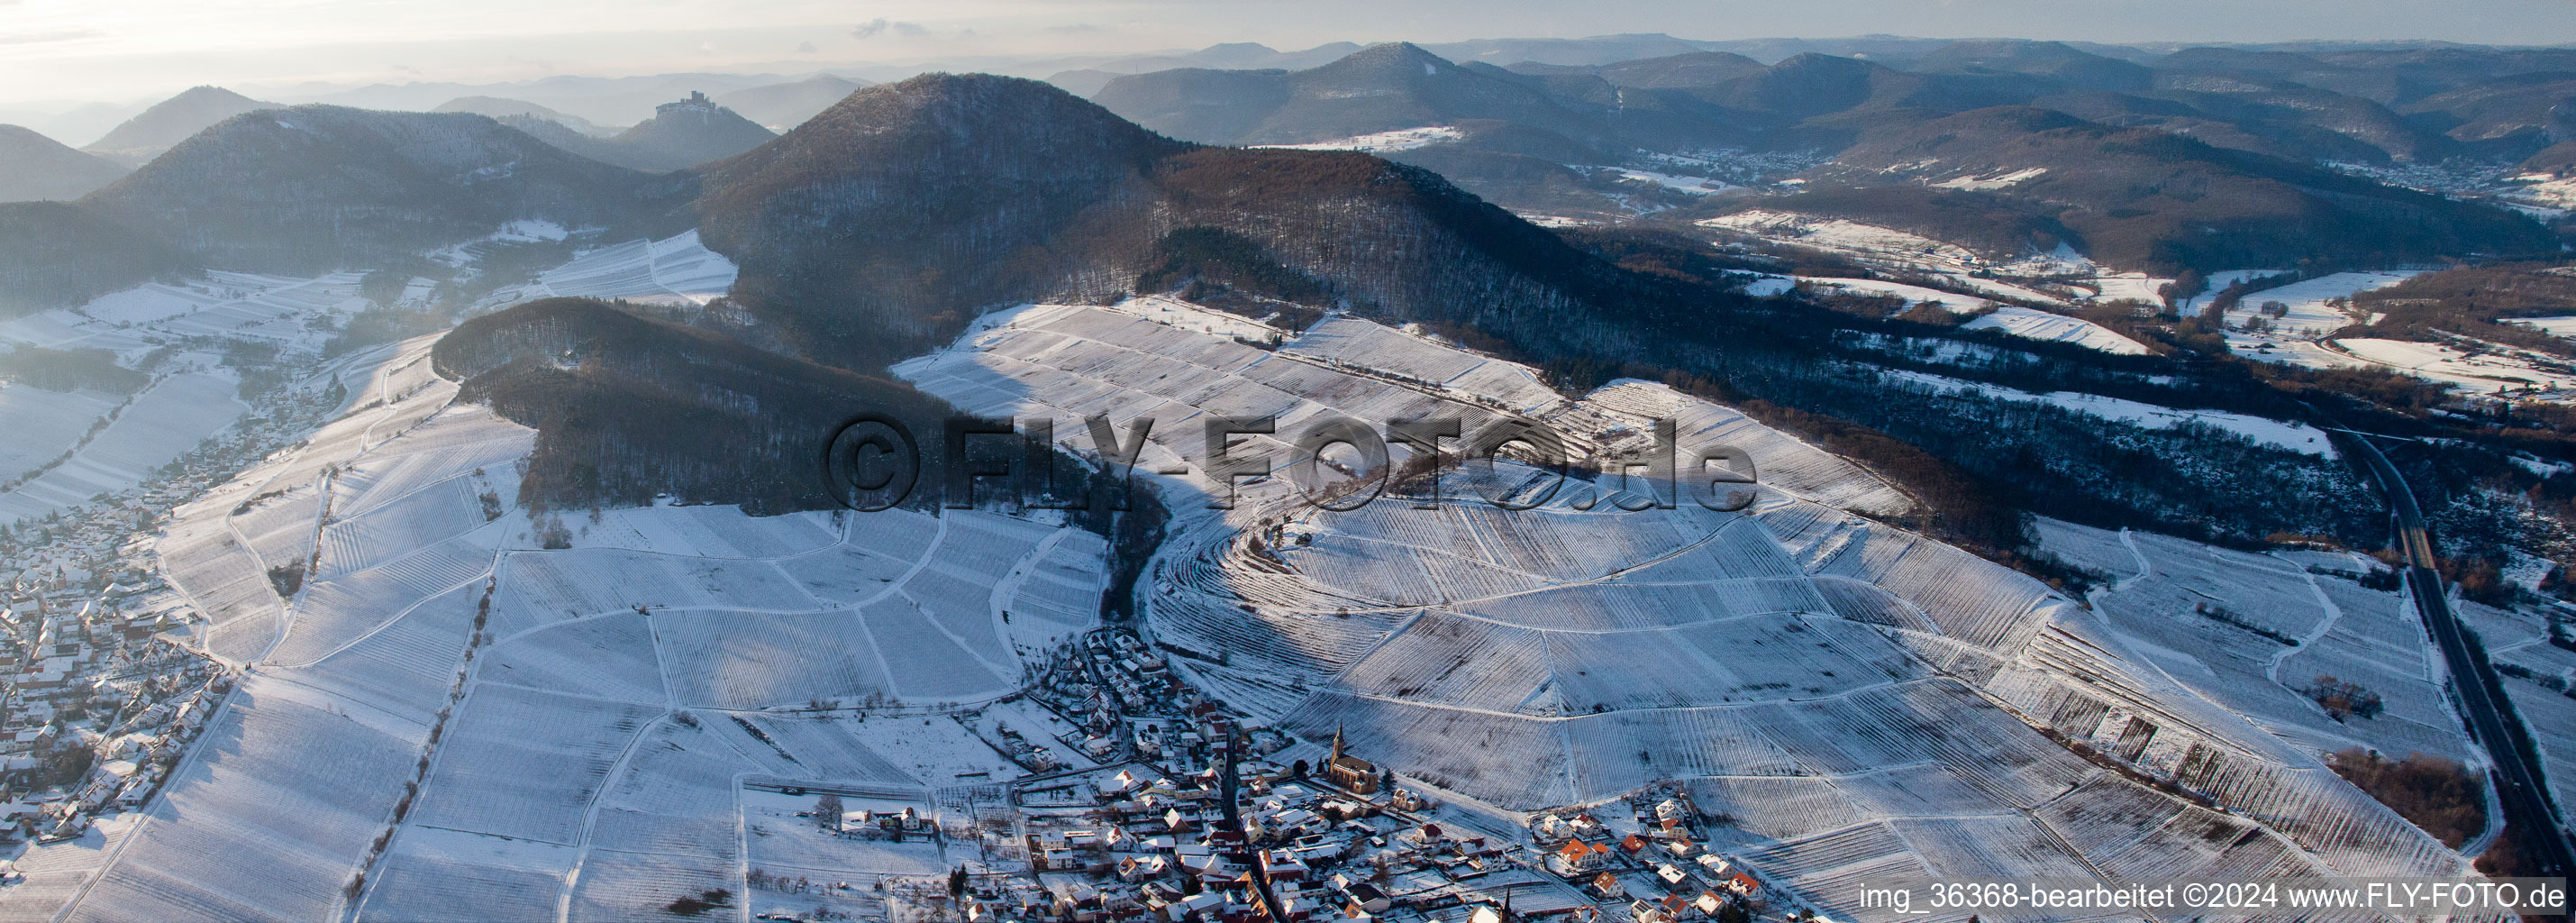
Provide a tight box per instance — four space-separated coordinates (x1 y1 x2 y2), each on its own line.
0 383 123 484
32 328 1089 920
1962 306 2151 355
2231 324 2576 403
1265 125 1463 153
2174 269 2288 313
2221 270 2423 335
2504 172 2576 209
1588 167 1732 195
2517 315 2576 339
2033 517 2476 772
428 220 569 269
0 367 248 524
1098 293 1280 343
1795 276 1990 312
2085 272 2168 305
0 271 370 360
2225 330 2370 372
22 281 2486 918
1282 315 1564 415
476 229 739 308
1931 166 2048 190
1884 369 2335 456
1793 278 2151 354
899 292 2468 897
1698 209 2205 321
1704 211 1987 272
2335 336 2571 393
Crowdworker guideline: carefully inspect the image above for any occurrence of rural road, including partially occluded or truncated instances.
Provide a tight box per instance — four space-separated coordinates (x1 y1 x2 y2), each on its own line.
2343 428 2576 877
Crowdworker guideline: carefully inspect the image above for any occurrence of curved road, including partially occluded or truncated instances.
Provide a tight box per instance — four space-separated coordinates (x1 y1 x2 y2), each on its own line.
2342 428 2576 877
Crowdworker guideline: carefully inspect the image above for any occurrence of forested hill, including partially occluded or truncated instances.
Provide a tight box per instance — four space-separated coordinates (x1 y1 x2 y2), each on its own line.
696 72 1753 371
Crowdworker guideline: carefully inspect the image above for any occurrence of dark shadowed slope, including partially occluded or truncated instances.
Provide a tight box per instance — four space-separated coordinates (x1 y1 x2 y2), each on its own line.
0 201 192 317
82 105 681 272
1797 105 2554 273
698 73 1714 370
433 297 957 514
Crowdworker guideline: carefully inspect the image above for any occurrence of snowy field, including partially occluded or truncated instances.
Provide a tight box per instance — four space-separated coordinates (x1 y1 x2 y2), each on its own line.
897 292 2473 912
476 230 739 308
2034 518 2470 763
0 227 738 371
1882 369 2335 456
20 278 2491 918
0 271 369 360
0 383 122 484
2224 330 2371 372
2517 315 2576 338
1792 278 2149 354
31 324 1072 919
1265 125 1464 153
1963 306 2150 354
1588 167 1733 195
1931 166 2049 190
1698 211 2153 306
0 370 247 524
2221 270 2423 335
2463 594 2576 820
2174 270 2290 314
1281 315 1566 414
2335 337 2571 393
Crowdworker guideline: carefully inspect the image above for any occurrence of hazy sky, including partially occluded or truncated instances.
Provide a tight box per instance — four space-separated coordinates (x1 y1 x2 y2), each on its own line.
6 0 2576 108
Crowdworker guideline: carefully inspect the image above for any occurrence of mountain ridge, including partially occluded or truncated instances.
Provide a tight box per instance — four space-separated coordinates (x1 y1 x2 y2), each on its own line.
0 125 131 202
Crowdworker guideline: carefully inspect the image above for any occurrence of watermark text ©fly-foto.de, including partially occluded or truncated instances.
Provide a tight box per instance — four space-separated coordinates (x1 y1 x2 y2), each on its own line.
824 414 1759 514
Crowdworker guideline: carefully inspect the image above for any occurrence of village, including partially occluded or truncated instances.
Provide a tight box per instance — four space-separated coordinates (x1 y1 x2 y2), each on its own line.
750 627 1803 923
0 363 353 859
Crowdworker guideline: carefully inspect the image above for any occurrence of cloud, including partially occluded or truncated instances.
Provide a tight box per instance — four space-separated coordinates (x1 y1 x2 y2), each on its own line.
1045 23 1106 34
852 17 929 40
0 30 100 46
796 41 820 53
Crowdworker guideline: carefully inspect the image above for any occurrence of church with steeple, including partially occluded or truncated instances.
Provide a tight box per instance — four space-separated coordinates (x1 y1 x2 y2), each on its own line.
1324 725 1379 795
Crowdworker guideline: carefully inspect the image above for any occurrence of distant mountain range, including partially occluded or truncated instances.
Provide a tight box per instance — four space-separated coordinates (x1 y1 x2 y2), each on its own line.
501 92 777 172
82 105 687 271
1094 42 1612 147
432 96 605 136
1080 40 2565 270
1813 105 2553 272
287 72 845 126
712 75 875 130
0 126 130 202
83 86 276 167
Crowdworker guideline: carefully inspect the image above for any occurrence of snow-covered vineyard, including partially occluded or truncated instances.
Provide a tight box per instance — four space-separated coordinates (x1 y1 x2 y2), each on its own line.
476 230 739 308
4 332 1103 921
897 296 2490 912
0 367 247 524
0 246 2519 920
